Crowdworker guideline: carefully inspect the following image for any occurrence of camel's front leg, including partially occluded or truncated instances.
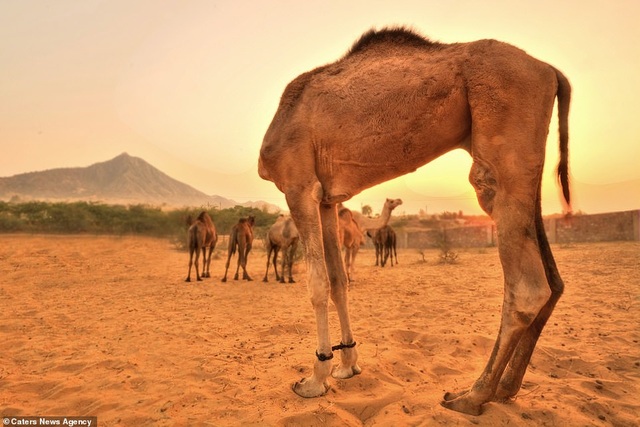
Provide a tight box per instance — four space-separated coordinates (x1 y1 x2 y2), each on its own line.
293 268 333 397
320 204 360 379
287 188 334 397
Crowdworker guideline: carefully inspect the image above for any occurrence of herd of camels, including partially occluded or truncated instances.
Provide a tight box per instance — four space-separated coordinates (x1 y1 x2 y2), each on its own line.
184 197 402 284
190 27 572 416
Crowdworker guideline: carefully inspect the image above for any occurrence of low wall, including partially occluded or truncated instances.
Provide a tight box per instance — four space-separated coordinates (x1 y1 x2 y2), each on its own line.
545 209 640 244
397 210 639 249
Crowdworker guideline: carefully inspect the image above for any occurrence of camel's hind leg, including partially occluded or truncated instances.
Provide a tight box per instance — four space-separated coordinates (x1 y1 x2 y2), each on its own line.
201 247 211 278
391 236 398 266
233 251 242 280
320 204 361 380
287 183 334 398
442 150 553 415
382 243 390 267
186 247 196 282
193 247 202 282
263 244 275 282
222 244 234 282
343 249 351 281
286 242 298 283
279 247 289 283
235 240 252 281
273 246 282 282
493 189 564 401
243 243 253 281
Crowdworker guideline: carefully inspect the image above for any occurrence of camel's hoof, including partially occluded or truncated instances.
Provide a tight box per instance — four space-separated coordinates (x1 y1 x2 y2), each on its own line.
246 277 253 282
493 387 518 403
443 390 467 401
197 277 202 282
332 364 362 379
233 275 239 280
262 278 268 283
185 278 191 282
292 377 329 398
289 279 296 284
440 392 484 416
221 278 227 283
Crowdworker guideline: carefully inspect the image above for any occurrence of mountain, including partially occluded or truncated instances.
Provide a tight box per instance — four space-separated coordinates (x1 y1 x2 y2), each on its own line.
0 153 281 211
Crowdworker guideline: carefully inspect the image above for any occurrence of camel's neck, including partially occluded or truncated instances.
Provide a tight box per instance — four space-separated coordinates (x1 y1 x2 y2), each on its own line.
353 205 393 230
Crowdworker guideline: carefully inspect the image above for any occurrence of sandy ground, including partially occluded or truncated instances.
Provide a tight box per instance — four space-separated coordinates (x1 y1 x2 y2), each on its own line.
0 234 638 426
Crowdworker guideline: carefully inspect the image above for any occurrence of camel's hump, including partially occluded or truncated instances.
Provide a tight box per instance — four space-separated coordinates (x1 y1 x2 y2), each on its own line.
346 26 441 57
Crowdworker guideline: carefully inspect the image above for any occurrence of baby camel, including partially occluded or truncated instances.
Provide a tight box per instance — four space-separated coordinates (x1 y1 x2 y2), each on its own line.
258 27 570 416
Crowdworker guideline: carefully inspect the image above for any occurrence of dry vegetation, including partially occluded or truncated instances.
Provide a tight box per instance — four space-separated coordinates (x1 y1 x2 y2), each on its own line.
1 235 638 426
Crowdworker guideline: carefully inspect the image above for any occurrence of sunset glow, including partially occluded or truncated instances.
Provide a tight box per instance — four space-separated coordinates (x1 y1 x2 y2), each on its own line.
1 0 639 215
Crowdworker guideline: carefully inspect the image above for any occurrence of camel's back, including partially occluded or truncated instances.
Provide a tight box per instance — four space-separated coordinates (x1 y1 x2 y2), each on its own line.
259 28 561 195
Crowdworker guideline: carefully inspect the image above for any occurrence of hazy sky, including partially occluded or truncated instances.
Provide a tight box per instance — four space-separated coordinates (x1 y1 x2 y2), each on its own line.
2 0 639 215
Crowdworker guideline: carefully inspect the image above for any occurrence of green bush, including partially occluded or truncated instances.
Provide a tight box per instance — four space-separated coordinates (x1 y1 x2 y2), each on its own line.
0 201 280 246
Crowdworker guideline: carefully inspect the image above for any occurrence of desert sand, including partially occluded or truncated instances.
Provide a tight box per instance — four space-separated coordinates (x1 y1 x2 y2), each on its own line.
1 234 638 426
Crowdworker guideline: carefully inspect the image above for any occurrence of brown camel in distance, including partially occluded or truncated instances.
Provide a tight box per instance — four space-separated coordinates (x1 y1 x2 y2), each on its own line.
222 216 255 282
383 226 398 266
337 207 364 282
367 225 397 267
350 198 402 234
258 27 571 416
263 215 299 283
366 227 386 267
185 211 218 282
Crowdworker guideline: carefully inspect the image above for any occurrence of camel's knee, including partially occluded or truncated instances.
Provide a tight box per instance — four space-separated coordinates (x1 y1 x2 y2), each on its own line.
469 161 497 215
307 270 330 307
310 287 330 308
330 280 348 303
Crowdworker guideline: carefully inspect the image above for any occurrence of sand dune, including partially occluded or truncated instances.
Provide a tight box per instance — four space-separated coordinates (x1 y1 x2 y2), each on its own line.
1 235 638 426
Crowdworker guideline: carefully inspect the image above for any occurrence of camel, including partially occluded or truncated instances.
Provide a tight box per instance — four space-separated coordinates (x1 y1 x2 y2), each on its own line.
222 216 255 282
367 227 385 266
350 198 403 234
258 27 571 416
263 215 299 283
337 207 364 282
384 226 398 266
367 225 397 267
185 211 218 282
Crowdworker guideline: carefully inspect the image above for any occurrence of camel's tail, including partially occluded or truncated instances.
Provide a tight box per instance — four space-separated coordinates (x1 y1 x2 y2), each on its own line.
228 227 238 256
187 225 199 252
554 67 571 211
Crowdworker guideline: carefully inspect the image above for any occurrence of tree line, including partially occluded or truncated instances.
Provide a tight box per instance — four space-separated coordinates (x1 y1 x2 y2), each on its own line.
0 201 281 243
